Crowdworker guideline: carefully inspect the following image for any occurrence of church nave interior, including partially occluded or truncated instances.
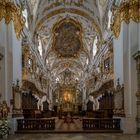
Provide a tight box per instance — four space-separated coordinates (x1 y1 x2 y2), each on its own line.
0 0 140 139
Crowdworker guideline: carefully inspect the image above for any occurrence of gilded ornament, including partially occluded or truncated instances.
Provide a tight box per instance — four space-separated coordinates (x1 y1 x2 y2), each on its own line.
0 1 25 39
35 8 102 39
111 0 140 38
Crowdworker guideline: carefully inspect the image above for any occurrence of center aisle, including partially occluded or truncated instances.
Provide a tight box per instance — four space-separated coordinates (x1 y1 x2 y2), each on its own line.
55 117 82 132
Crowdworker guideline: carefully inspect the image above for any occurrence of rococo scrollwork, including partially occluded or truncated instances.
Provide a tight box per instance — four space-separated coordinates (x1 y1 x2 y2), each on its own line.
0 0 25 39
111 0 140 38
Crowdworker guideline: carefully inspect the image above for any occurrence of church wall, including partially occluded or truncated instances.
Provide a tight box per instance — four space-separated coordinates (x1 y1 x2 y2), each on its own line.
111 0 140 132
0 19 7 102
113 21 139 134
113 23 124 86
12 23 22 84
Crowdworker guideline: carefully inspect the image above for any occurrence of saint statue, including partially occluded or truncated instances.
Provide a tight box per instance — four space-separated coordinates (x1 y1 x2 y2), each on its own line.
2 101 9 118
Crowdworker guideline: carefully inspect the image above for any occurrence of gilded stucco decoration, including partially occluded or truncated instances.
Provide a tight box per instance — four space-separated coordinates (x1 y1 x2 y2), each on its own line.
52 19 83 58
30 0 109 99
21 36 48 96
111 0 140 38
0 0 25 39
34 8 102 39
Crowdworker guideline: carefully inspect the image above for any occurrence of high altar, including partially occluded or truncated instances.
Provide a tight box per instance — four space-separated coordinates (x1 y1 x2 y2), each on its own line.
58 86 78 113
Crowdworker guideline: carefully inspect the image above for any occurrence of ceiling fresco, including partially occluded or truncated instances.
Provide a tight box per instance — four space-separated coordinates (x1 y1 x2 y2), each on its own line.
53 20 82 58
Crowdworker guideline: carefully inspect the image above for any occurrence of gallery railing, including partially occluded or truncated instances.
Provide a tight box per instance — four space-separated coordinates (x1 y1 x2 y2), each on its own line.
83 118 121 130
17 119 55 131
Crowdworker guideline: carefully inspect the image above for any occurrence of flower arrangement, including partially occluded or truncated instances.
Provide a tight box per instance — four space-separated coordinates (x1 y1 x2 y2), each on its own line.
0 119 10 138
0 100 10 139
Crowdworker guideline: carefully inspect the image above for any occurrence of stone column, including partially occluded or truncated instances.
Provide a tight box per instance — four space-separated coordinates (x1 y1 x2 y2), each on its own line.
133 51 140 133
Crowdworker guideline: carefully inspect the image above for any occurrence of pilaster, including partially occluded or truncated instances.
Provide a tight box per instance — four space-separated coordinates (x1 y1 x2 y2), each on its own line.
133 51 140 133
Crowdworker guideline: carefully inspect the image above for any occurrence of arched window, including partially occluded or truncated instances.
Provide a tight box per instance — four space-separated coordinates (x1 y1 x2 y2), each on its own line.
93 36 98 57
22 8 28 28
38 37 43 56
108 10 112 29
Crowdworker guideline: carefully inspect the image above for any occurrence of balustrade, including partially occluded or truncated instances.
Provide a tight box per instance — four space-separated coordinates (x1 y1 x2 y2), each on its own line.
83 118 121 130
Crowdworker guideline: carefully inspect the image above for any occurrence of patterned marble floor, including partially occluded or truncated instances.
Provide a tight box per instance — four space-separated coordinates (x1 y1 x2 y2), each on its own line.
7 134 140 140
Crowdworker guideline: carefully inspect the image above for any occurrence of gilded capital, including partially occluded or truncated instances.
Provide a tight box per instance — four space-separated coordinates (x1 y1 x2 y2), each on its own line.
111 0 140 38
0 1 25 39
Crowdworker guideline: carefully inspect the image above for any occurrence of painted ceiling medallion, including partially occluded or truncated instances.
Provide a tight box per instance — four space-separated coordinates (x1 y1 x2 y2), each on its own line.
53 19 83 58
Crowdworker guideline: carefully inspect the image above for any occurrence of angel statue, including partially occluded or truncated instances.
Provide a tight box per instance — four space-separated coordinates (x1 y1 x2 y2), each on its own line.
33 95 51 111
86 95 99 111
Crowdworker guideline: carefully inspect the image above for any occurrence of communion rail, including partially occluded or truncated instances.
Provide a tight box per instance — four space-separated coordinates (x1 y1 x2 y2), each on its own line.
83 118 121 130
17 118 55 131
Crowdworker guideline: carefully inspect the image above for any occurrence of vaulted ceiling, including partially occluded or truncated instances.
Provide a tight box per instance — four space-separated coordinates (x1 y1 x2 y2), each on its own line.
25 0 112 89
